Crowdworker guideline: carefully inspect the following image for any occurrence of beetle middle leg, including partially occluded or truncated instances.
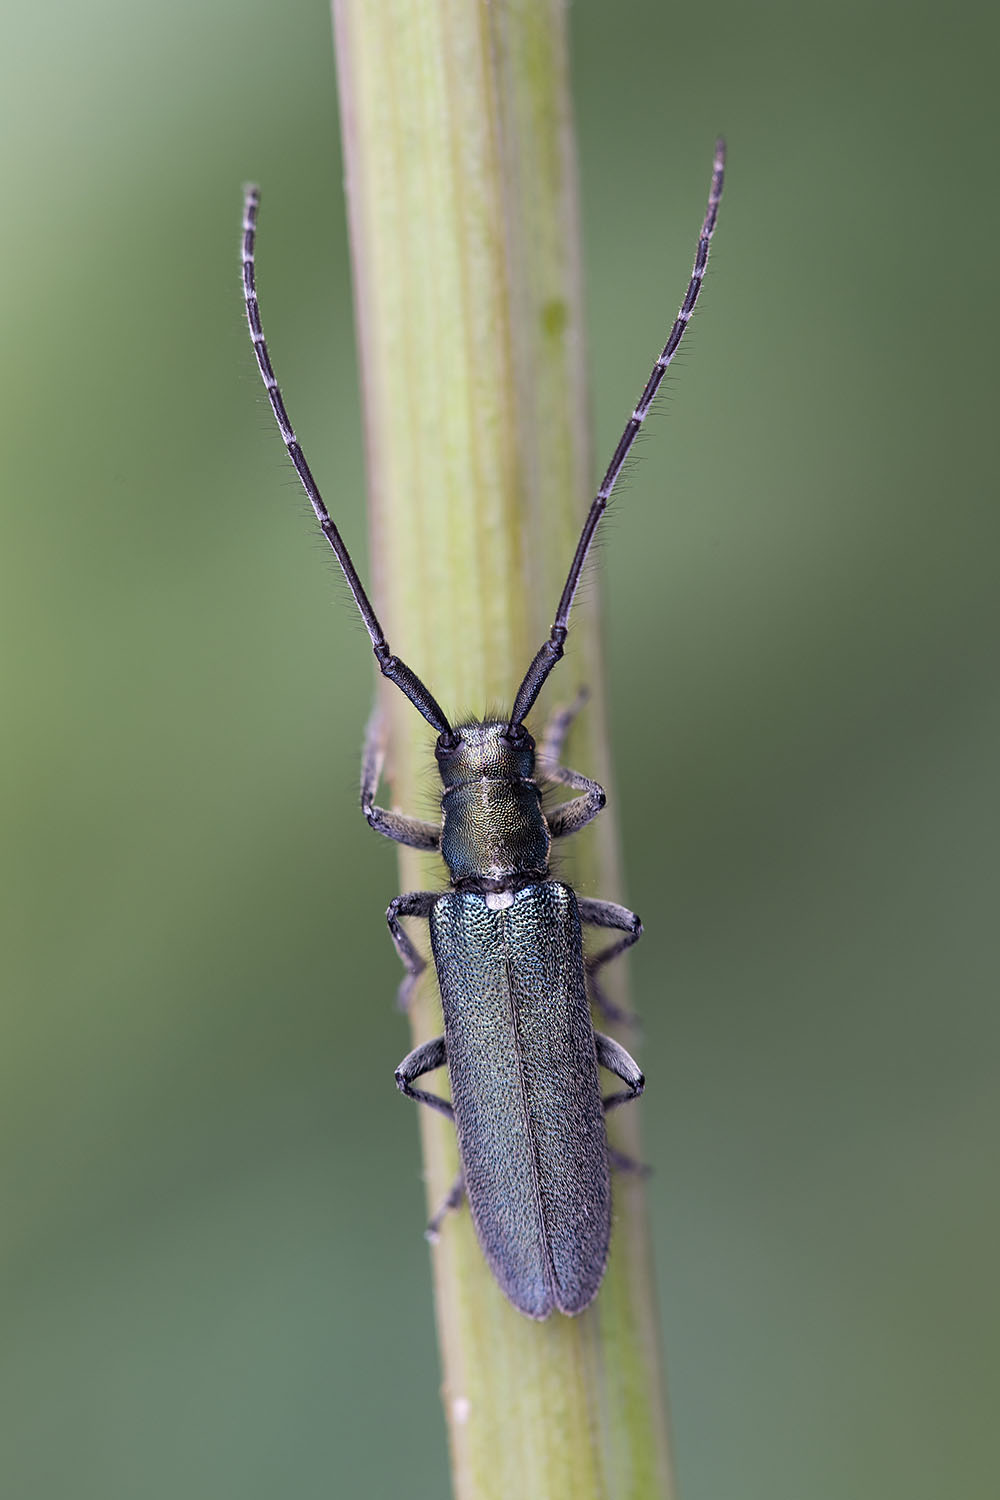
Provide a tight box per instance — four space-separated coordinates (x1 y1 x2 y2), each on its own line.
387 891 438 1010
394 1035 453 1117
577 896 643 1024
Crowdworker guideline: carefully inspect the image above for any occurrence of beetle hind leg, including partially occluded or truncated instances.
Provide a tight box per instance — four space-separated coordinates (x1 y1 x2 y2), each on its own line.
395 1041 465 1240
607 1145 651 1177
595 1030 645 1112
425 1169 466 1242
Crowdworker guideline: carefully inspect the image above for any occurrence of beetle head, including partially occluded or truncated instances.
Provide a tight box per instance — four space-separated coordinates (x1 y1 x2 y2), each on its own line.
435 720 536 789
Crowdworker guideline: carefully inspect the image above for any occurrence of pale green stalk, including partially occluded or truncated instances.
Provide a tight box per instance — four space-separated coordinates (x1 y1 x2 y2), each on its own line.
331 4 674 1495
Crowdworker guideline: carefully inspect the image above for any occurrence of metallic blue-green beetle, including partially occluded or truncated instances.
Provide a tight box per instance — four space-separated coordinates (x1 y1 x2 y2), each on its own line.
241 142 725 1318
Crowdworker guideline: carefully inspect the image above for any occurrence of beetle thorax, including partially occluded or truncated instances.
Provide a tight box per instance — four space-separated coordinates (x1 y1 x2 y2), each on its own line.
436 720 551 891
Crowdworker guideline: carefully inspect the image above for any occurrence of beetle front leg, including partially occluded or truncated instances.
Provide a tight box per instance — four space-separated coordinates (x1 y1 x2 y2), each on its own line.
387 891 438 1011
577 896 643 1024
361 706 441 850
595 1031 645 1112
394 1035 453 1118
538 686 588 763
537 690 607 840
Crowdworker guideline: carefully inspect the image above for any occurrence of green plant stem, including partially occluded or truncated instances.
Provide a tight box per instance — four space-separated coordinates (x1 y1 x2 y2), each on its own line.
332 3 674 1495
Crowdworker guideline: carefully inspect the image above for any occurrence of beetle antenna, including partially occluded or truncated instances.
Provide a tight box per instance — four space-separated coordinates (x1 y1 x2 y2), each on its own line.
509 138 726 728
241 185 451 734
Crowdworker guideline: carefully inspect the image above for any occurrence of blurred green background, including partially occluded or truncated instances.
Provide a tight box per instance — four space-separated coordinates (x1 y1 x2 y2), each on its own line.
3 0 998 1495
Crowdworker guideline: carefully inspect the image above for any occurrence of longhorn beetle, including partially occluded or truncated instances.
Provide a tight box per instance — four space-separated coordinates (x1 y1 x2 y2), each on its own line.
240 140 725 1319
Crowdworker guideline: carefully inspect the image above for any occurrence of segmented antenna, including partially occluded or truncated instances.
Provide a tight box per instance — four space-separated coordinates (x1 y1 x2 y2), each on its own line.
510 138 726 727
241 186 451 734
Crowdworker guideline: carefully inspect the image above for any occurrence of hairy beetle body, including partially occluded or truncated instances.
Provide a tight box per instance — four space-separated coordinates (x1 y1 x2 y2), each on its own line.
242 141 725 1316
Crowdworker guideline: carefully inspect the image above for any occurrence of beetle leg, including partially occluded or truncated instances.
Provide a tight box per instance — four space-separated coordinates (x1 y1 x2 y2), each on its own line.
361 706 441 850
387 891 438 1010
538 686 589 763
544 768 608 839
595 1031 645 1112
394 1035 453 1119
607 1145 651 1177
425 1169 466 1242
537 689 608 840
577 897 642 1024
